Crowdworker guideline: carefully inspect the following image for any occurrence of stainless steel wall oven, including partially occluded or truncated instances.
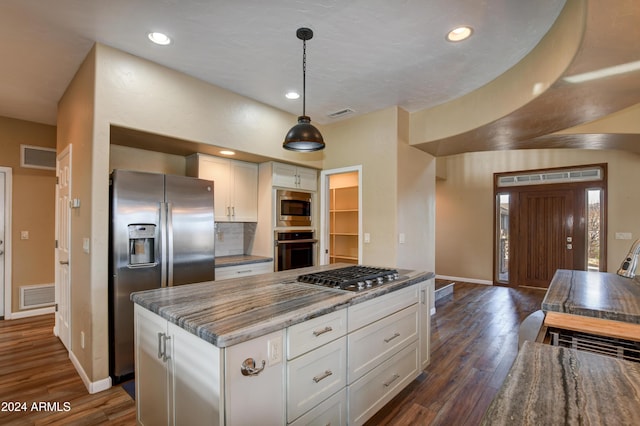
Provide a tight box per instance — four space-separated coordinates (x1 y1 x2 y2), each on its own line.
275 230 316 271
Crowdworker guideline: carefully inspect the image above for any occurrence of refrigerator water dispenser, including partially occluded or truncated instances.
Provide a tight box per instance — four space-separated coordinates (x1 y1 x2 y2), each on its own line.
128 224 155 265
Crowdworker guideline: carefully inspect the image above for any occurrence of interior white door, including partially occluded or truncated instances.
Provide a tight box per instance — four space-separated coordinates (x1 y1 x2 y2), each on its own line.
0 170 6 318
55 147 71 349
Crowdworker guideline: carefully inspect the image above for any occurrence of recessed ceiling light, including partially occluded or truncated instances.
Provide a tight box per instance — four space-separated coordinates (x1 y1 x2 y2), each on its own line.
219 150 235 156
285 91 300 100
446 26 473 42
148 32 171 45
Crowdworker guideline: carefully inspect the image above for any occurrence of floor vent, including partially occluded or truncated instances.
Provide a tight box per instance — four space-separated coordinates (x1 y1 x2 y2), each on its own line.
20 284 55 309
20 144 56 170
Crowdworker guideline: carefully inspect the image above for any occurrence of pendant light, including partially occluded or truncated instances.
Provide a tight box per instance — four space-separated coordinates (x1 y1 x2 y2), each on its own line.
283 27 325 152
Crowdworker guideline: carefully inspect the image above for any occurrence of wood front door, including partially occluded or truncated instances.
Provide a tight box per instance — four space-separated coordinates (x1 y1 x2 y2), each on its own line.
515 189 575 288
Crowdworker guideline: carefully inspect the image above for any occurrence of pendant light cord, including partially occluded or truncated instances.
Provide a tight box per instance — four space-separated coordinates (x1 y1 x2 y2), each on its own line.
302 38 307 117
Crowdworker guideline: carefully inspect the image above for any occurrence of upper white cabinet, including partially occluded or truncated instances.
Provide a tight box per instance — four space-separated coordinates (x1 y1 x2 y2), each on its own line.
272 162 317 191
187 154 258 222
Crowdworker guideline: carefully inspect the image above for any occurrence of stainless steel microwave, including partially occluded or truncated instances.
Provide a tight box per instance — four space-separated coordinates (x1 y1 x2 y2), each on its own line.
276 190 312 227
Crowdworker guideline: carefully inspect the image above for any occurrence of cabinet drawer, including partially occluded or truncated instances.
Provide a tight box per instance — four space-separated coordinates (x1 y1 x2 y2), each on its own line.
287 337 347 423
289 388 347 426
215 261 273 280
348 285 418 332
287 309 347 359
348 303 418 383
348 341 420 426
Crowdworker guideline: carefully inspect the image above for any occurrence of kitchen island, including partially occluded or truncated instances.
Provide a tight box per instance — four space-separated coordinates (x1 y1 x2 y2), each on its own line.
484 269 640 424
542 269 640 343
482 341 640 425
131 264 434 425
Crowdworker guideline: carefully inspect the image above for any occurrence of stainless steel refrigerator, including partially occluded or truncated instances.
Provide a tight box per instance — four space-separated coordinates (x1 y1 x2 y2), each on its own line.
109 169 215 382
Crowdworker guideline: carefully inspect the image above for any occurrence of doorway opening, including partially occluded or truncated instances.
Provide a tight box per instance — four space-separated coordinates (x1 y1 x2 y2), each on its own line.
0 167 12 320
494 164 607 288
320 166 362 265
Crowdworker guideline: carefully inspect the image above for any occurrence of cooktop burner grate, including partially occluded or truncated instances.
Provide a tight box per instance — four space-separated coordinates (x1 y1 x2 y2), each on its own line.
297 265 400 292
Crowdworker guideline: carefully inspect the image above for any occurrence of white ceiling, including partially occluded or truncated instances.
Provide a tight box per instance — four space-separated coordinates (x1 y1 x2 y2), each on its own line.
0 0 567 127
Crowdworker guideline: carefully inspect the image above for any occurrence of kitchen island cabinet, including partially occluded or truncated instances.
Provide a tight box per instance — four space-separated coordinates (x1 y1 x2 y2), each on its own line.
132 264 434 425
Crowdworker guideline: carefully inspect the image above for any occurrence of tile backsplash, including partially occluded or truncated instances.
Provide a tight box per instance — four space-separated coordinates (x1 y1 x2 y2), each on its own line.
215 222 257 256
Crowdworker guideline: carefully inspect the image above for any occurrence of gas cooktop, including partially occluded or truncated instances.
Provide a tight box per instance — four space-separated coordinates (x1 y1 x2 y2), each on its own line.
297 265 400 292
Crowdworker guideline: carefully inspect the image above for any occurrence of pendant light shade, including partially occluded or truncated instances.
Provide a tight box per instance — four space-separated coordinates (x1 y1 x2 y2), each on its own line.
283 28 325 152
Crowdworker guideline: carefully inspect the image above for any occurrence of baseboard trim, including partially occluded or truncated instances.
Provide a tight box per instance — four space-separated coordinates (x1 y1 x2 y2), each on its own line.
7 306 55 320
436 275 493 286
69 350 112 394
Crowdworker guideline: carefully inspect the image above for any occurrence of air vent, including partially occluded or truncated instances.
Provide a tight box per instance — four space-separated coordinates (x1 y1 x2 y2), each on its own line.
19 284 55 309
497 167 602 187
327 108 355 119
21 145 56 170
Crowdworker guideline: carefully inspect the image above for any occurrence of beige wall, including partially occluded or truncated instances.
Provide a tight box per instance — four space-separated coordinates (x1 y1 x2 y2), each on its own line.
57 46 97 378
322 107 399 265
109 145 186 175
435 149 640 282
0 116 56 312
322 107 436 272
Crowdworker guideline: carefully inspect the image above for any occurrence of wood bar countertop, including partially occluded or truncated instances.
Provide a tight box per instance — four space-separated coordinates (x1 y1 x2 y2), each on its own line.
542 269 640 324
482 341 640 425
131 263 433 348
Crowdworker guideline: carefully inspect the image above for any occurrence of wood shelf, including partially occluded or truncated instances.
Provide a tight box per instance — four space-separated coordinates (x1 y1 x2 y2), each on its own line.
329 183 359 264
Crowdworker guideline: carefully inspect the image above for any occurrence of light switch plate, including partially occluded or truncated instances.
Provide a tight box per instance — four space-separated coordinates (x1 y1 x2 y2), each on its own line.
364 233 371 243
83 237 90 253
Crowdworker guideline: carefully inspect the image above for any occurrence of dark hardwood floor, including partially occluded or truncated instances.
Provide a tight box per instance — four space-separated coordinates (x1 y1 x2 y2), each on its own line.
0 282 544 425
366 282 546 425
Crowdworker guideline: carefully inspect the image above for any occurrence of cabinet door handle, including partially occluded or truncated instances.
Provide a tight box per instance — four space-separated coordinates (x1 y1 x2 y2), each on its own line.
384 332 401 343
232 206 235 217
313 370 333 383
383 374 400 388
313 326 333 337
162 335 171 362
241 358 266 376
157 332 164 359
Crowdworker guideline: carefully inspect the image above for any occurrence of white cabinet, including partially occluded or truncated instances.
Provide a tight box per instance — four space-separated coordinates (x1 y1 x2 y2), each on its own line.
345 284 422 426
225 330 285 425
272 162 317 191
134 305 223 426
187 154 258 222
419 278 434 370
215 261 273 280
286 309 348 424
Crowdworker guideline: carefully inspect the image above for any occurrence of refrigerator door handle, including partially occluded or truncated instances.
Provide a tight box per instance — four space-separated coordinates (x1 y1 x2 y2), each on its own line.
166 202 174 286
160 202 168 287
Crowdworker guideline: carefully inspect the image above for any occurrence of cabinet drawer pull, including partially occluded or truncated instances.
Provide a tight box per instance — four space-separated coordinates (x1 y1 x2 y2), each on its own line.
240 358 266 376
236 270 252 274
313 326 333 337
384 332 401 343
312 370 333 383
383 374 400 388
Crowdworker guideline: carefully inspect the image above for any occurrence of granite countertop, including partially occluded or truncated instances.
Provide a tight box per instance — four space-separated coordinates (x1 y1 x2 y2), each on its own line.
215 254 273 267
131 263 434 348
542 269 640 324
482 341 640 425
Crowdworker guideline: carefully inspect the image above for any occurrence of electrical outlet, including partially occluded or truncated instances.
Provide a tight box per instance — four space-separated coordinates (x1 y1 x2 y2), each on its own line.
399 233 406 244
20 231 29 240
267 337 282 366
